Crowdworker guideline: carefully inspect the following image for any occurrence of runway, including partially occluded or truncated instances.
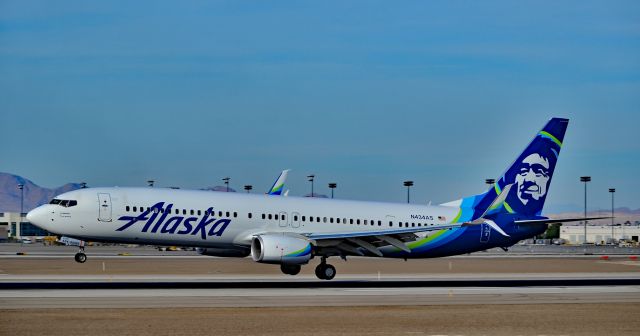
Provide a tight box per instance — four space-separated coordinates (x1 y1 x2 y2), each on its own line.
2 272 640 309
3 285 640 309
2 246 640 335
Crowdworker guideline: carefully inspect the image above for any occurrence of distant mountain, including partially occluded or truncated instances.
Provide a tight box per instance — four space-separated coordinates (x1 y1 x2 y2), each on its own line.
200 186 237 192
0 173 82 213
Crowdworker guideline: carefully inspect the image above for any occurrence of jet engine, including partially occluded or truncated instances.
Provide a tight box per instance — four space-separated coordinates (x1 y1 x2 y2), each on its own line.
251 234 312 265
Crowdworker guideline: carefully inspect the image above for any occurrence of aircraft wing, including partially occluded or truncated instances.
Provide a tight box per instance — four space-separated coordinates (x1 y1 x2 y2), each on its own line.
515 216 611 225
305 224 461 240
298 224 462 256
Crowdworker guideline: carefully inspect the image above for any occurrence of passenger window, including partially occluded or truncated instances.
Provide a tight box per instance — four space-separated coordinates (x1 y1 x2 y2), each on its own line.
294 215 298 221
262 214 265 219
248 213 252 219
302 216 306 221
226 211 230 217
126 206 130 212
343 218 346 224
330 218 334 223
268 214 272 220
190 210 194 215
310 217 314 222
198 210 201 216
275 214 279 220
412 223 415 227
336 218 340 224
218 211 223 217
316 217 320 222
389 221 393 227
350 219 353 224
364 220 368 225
175 209 179 214
282 214 285 220
133 206 137 212
378 220 381 226
182 209 187 215
234 212 237 218
357 219 360 225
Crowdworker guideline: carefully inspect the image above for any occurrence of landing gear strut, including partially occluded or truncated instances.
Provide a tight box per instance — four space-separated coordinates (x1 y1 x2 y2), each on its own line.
280 264 301 275
314 257 336 280
74 246 87 263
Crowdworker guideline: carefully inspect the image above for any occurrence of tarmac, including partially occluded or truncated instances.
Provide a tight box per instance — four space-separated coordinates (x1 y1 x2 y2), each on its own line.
2 244 640 335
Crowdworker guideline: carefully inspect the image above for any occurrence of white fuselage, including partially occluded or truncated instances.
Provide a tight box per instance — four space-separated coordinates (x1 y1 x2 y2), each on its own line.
28 187 459 248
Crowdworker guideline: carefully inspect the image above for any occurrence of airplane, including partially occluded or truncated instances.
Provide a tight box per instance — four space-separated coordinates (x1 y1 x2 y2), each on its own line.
27 118 606 280
197 169 290 256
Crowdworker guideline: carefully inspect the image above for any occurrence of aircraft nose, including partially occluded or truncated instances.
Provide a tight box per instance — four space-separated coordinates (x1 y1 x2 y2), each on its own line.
27 206 50 229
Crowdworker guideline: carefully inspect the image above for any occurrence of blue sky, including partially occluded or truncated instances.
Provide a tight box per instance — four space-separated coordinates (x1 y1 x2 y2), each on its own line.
1 1 639 213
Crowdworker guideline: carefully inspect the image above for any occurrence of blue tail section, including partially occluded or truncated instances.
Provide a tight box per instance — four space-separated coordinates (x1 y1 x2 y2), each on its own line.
443 118 569 222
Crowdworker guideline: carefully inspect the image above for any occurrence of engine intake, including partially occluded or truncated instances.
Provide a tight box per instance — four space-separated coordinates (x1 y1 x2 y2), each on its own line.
251 234 312 265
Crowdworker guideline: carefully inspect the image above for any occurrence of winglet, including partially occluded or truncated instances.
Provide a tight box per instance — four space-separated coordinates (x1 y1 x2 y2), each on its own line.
267 169 290 195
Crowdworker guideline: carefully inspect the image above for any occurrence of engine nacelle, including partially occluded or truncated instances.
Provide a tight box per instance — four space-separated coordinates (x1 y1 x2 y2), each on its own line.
251 234 312 265
196 247 250 258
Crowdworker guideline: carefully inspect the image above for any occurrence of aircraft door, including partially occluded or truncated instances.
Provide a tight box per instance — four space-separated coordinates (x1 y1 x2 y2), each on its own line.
278 211 288 227
291 212 301 228
98 193 112 222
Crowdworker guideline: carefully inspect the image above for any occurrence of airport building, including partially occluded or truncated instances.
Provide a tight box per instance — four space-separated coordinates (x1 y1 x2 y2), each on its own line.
560 224 640 245
0 212 51 240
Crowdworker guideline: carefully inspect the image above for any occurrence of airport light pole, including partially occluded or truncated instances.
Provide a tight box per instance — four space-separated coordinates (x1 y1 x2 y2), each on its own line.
147 180 155 187
17 184 24 220
609 188 616 240
403 181 414 204
244 185 253 193
485 179 495 188
307 175 315 197
222 177 230 192
580 176 591 244
328 183 337 199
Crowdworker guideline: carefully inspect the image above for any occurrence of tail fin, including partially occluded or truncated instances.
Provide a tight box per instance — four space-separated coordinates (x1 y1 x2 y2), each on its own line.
442 118 569 222
267 169 290 195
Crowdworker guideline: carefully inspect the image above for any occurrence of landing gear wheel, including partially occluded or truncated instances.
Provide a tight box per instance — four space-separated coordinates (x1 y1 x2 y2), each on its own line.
74 252 87 263
315 264 324 279
280 264 301 276
314 263 336 280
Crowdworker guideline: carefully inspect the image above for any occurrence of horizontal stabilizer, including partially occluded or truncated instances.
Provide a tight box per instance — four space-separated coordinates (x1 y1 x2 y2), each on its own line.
515 216 611 225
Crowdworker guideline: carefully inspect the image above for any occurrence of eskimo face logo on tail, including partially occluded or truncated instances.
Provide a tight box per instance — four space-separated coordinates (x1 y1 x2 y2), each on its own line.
115 202 231 240
515 153 550 205
505 137 559 216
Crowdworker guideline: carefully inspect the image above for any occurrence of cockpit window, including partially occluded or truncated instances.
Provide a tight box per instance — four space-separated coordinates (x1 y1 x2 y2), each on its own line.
49 199 78 207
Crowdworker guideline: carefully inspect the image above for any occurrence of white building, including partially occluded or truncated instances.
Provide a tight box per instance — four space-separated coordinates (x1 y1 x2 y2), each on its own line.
560 224 640 244
0 212 51 239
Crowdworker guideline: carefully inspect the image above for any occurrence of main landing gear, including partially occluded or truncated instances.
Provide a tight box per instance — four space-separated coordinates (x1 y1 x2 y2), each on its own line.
280 264 301 276
314 257 336 280
74 246 87 263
